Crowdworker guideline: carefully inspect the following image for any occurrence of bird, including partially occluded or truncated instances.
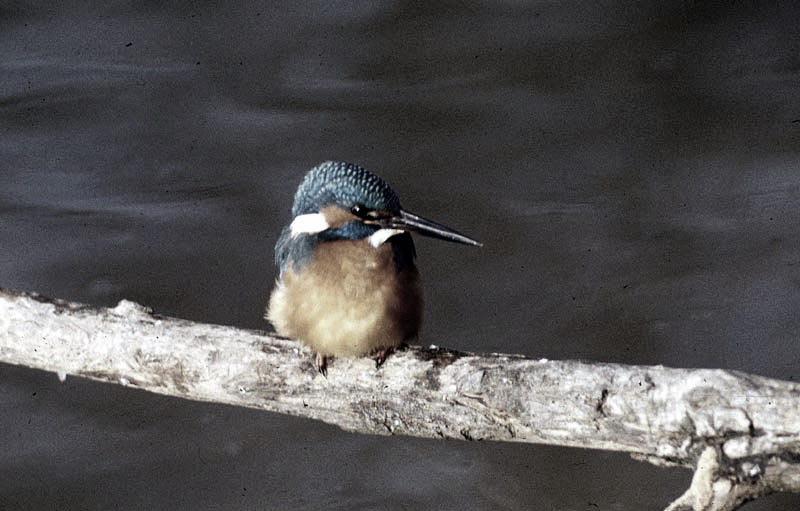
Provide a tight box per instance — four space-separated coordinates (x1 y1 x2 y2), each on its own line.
266 161 481 375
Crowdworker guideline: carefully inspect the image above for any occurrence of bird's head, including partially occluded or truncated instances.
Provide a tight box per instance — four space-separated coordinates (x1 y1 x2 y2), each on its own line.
276 161 481 274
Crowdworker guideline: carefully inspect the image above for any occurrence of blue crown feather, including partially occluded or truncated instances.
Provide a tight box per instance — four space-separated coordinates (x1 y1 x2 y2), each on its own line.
291 161 402 216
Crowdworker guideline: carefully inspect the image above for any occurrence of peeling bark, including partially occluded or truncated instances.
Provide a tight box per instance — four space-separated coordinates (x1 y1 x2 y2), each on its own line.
1 288 799 510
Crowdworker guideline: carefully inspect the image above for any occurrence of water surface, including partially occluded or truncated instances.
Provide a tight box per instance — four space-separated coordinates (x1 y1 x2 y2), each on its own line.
2 1 799 509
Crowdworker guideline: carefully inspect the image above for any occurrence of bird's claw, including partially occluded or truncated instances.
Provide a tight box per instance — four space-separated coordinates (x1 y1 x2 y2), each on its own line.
315 352 328 377
371 347 394 368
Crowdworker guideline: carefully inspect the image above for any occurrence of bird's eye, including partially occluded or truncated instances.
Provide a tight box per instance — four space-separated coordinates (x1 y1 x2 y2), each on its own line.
350 204 369 217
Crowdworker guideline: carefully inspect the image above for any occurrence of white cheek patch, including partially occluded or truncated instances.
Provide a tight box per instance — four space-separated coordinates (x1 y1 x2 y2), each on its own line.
368 228 404 248
290 213 329 237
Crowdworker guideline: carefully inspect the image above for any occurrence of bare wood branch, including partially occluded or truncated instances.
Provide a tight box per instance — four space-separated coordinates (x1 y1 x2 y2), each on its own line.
1 288 799 510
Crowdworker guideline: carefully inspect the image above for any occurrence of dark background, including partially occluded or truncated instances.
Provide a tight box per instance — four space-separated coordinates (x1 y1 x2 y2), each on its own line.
2 1 799 509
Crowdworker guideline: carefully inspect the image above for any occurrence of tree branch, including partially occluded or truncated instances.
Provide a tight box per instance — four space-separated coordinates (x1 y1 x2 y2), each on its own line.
1 288 799 510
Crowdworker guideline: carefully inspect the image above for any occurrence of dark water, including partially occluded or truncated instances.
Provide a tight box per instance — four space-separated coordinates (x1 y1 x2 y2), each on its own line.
2 1 799 509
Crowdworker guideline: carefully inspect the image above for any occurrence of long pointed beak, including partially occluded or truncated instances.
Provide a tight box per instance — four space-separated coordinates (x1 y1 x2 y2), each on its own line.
388 209 482 247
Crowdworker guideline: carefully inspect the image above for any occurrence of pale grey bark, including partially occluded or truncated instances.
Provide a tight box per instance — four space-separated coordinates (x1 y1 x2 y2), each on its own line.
1 288 798 510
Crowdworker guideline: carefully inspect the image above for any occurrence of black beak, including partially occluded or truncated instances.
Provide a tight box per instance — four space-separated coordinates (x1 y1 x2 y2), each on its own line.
388 209 482 247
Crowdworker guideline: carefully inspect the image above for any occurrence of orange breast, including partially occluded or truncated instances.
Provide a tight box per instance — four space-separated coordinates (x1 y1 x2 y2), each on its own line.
267 239 423 357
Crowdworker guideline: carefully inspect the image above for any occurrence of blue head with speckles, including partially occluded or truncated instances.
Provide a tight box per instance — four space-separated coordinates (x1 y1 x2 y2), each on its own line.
291 161 402 216
275 162 415 275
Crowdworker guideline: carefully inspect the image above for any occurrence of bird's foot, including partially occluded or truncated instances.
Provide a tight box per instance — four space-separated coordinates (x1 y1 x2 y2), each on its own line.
371 347 395 368
315 352 328 377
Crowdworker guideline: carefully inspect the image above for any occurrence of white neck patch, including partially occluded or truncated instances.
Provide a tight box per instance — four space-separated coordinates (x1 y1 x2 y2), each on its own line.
290 213 329 237
291 213 403 247
368 228 404 248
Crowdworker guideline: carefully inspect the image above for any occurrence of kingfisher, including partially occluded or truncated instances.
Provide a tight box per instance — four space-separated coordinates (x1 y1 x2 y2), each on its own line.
266 161 481 374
